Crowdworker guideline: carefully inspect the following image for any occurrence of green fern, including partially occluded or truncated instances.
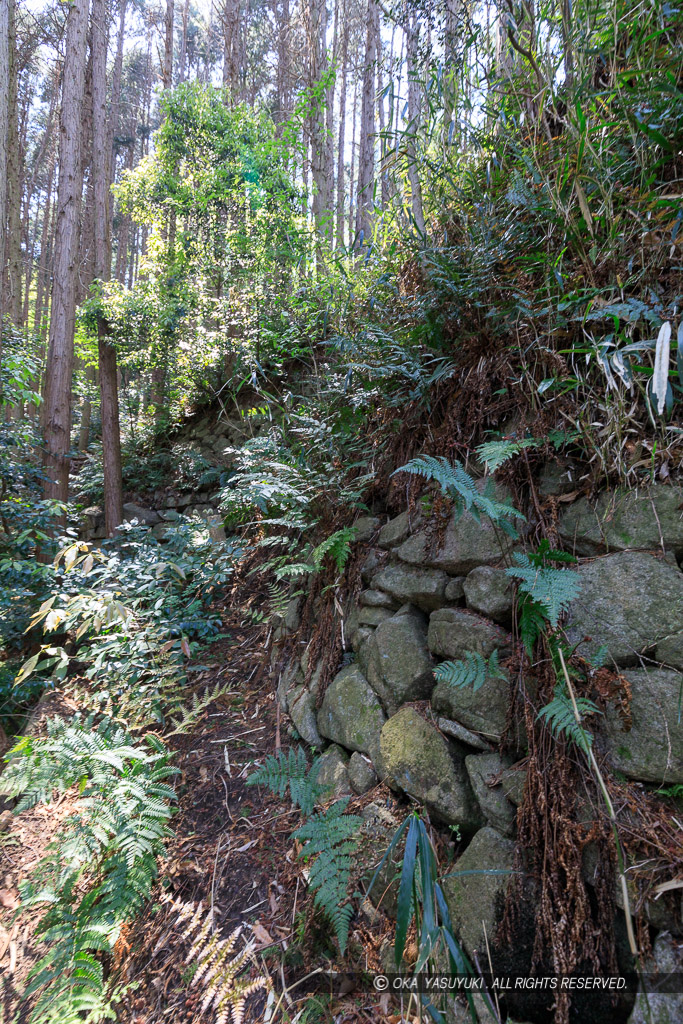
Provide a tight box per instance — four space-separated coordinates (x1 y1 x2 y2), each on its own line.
506 553 580 626
433 650 506 692
0 716 176 1024
538 689 601 753
392 455 523 537
246 746 327 816
312 526 357 574
294 798 362 953
476 431 576 472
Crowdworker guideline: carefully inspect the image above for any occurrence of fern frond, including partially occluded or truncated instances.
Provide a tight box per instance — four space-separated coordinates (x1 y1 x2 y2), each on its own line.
294 798 362 952
246 746 327 816
538 690 601 752
392 455 523 536
433 650 505 692
506 554 580 626
476 437 542 471
170 900 268 1023
312 526 357 574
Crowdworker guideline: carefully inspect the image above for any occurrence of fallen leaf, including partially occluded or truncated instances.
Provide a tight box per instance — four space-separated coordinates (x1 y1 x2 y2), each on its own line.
0 890 18 911
251 922 274 946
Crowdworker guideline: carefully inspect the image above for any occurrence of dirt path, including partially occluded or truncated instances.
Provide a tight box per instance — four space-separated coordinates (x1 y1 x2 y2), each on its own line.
0 579 398 1024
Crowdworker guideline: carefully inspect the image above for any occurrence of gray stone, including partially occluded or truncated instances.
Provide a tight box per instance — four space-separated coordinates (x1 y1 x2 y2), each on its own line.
464 753 516 836
151 522 172 541
362 609 435 713
157 509 181 521
442 826 516 958
348 752 378 794
500 765 527 806
379 708 482 830
396 485 517 575
378 511 413 548
537 460 578 497
559 484 683 557
463 567 514 623
629 932 683 1024
317 664 386 765
438 718 492 751
603 668 683 783
123 503 161 526
358 606 395 627
316 745 352 801
564 552 683 665
276 659 303 712
360 548 383 583
284 597 301 633
431 651 510 743
288 687 322 746
371 563 449 612
445 577 466 601
360 589 397 609
207 517 226 543
353 515 381 542
656 633 683 670
352 627 373 654
428 607 511 661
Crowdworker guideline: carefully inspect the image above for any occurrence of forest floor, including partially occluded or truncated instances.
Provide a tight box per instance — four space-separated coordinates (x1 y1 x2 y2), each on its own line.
0 567 404 1024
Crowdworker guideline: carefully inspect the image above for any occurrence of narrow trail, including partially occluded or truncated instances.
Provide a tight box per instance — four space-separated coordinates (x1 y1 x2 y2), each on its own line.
0 561 400 1024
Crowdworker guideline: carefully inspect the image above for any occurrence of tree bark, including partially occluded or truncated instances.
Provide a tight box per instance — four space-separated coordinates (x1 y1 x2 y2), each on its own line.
163 0 174 89
5 0 22 327
92 0 123 534
42 0 90 509
355 0 378 242
335 3 348 248
405 10 426 238
0 0 10 348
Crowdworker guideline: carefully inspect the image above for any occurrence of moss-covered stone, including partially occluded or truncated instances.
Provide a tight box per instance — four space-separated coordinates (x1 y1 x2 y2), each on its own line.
465 753 516 836
564 551 683 665
362 608 435 713
317 664 386 765
371 563 450 611
559 484 683 557
379 708 482 829
442 826 516 958
603 667 683 783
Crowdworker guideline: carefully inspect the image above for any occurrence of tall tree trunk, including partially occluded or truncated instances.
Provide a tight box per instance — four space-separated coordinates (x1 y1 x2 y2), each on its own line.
356 0 379 242
348 74 358 245
6 0 22 327
405 10 426 238
0 0 10 355
335 4 348 248
163 0 174 89
92 0 123 533
222 0 239 101
179 0 190 82
304 0 331 246
34 159 54 338
42 0 90 508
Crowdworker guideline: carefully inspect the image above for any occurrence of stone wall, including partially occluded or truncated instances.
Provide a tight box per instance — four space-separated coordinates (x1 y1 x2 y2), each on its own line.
274 480 683 1023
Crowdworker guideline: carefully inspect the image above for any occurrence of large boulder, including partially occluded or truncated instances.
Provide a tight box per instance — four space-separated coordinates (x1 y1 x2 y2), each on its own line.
628 932 683 1024
348 752 378 794
360 608 435 714
353 515 380 542
288 687 322 747
442 826 516 958
317 664 386 765
431 659 510 744
379 708 482 830
122 503 160 526
378 511 413 548
360 589 397 609
603 668 683 783
315 745 352 801
428 607 511 661
559 484 683 557
564 552 683 665
371 564 450 612
464 753 516 836
395 487 516 575
463 566 514 623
